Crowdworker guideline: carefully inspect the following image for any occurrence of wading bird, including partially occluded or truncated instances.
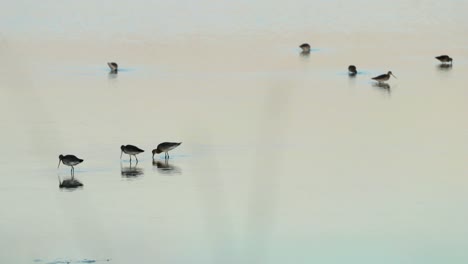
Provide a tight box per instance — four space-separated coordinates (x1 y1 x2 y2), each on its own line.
348 65 357 75
58 154 83 176
435 55 453 64
108 62 118 72
152 142 182 159
372 71 397 83
121 145 144 162
299 43 311 53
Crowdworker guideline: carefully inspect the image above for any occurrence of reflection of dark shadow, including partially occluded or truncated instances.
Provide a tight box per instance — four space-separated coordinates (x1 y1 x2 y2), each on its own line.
437 64 453 71
153 159 181 175
121 162 144 178
108 72 118 80
58 175 83 189
348 72 357 78
347 73 357 87
372 82 391 95
299 51 310 57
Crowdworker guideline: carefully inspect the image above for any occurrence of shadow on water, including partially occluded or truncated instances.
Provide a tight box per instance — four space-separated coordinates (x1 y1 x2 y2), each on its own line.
121 161 144 178
152 159 182 175
299 51 310 58
347 73 357 87
372 82 391 96
437 64 453 71
108 71 118 80
58 175 83 190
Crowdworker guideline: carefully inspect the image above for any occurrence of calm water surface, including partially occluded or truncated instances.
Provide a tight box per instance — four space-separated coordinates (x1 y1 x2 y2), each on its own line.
1 0 468 263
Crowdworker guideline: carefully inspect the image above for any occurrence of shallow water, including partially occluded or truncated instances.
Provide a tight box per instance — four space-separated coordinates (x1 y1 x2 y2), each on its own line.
1 0 468 263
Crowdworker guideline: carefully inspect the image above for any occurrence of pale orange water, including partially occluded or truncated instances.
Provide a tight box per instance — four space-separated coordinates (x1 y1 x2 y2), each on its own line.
1 1 468 263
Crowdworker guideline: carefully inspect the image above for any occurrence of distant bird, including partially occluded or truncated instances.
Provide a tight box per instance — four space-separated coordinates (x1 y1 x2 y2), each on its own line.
58 154 83 176
152 142 182 159
299 43 311 53
435 55 453 64
108 62 118 72
348 65 357 75
121 145 144 162
372 71 397 83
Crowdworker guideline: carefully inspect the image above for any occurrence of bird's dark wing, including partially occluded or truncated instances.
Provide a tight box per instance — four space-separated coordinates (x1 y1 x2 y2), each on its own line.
63 155 83 162
126 145 144 152
158 142 181 149
372 74 386 80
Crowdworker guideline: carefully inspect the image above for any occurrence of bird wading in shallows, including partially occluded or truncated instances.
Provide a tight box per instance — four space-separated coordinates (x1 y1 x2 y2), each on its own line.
299 43 311 54
58 154 83 176
435 55 453 65
348 65 357 75
152 142 182 160
372 71 397 83
108 62 118 72
120 145 144 163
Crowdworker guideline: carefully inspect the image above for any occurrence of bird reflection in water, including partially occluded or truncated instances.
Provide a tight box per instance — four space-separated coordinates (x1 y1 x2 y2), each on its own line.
108 71 118 80
299 51 310 58
153 160 181 175
58 175 83 190
121 161 144 178
437 64 453 71
372 82 391 95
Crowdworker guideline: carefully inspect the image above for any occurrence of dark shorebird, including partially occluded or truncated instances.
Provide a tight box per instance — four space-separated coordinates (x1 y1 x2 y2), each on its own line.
152 142 182 159
299 43 311 53
107 62 118 72
372 71 397 83
121 145 144 162
348 65 357 75
435 55 453 64
58 154 83 176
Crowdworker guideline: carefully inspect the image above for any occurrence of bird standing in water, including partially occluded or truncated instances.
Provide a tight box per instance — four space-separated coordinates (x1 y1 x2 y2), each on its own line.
372 71 397 83
121 145 144 162
107 62 118 72
299 43 311 54
58 154 83 176
152 142 182 159
435 55 453 64
348 65 357 75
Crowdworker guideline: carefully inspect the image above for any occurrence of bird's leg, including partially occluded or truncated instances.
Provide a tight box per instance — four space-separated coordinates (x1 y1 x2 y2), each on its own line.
129 155 132 162
167 152 170 159
135 155 138 163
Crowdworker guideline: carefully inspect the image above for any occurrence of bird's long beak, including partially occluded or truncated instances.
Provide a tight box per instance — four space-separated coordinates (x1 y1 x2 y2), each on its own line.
391 73 397 79
57 159 61 168
120 151 123 159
